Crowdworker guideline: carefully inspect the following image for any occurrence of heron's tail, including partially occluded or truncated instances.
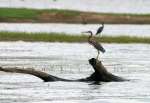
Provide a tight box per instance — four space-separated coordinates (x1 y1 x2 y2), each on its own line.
101 47 106 53
100 45 106 53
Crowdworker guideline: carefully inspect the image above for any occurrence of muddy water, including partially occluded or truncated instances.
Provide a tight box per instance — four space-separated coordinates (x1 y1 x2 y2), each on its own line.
0 42 150 103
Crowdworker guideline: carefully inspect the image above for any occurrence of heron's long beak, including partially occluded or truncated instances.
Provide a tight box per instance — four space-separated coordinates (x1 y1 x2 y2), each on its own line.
81 31 89 33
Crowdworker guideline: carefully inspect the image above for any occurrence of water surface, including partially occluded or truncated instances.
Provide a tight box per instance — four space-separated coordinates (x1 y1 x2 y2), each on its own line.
0 42 150 103
1 0 150 14
0 23 150 37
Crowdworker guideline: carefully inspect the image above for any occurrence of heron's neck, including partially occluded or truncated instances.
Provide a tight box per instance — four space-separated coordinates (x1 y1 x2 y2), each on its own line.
88 32 93 40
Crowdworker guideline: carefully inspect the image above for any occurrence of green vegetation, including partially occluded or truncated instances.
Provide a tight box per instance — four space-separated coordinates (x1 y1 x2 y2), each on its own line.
0 31 150 43
0 8 80 22
0 32 86 42
0 8 39 19
1 8 150 23
0 8 80 19
99 36 150 43
45 9 80 16
0 8 149 18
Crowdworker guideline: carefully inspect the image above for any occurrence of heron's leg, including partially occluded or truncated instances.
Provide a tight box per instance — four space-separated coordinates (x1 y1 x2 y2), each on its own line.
96 51 100 63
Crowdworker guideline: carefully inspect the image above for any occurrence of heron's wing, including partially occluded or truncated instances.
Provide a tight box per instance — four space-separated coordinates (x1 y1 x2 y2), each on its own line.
90 39 106 53
98 43 106 53
95 42 106 53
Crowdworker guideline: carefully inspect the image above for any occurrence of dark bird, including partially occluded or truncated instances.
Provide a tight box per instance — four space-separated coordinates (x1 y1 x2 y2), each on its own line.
82 31 105 60
95 23 104 35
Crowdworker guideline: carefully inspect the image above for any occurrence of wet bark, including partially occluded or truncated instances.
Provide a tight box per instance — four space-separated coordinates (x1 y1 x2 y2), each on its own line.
82 58 126 82
0 58 126 82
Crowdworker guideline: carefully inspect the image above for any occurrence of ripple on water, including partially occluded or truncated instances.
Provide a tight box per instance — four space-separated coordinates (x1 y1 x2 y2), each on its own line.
0 42 150 103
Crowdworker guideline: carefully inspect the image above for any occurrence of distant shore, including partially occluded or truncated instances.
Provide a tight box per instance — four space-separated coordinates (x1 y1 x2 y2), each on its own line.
0 31 150 43
1 8 150 24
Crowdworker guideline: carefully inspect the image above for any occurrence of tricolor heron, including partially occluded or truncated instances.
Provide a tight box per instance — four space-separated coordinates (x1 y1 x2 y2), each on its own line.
96 23 104 35
82 31 105 61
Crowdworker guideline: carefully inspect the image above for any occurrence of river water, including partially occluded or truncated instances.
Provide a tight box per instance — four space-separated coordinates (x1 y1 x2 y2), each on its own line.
0 42 150 103
0 23 150 37
0 0 150 14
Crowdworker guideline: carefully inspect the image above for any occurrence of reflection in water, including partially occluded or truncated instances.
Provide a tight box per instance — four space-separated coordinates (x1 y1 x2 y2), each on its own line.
0 42 150 103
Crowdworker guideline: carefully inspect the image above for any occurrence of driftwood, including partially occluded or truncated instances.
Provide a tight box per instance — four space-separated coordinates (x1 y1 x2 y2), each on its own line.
0 58 126 82
84 58 126 82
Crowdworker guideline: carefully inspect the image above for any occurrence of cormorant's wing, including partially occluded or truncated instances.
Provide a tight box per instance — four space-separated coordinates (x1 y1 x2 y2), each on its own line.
96 24 104 35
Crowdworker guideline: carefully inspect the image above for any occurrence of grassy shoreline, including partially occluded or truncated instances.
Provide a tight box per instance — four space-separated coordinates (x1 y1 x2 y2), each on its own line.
0 31 150 43
1 8 150 24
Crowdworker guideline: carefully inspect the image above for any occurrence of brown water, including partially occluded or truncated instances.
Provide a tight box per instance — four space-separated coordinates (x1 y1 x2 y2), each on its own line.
0 42 150 103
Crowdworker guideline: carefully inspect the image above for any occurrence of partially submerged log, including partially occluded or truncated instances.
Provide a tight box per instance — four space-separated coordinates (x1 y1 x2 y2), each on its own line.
0 58 126 82
0 67 70 82
83 58 126 82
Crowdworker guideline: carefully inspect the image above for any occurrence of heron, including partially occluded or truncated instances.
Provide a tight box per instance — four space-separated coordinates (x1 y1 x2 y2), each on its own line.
82 31 105 61
96 23 104 36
